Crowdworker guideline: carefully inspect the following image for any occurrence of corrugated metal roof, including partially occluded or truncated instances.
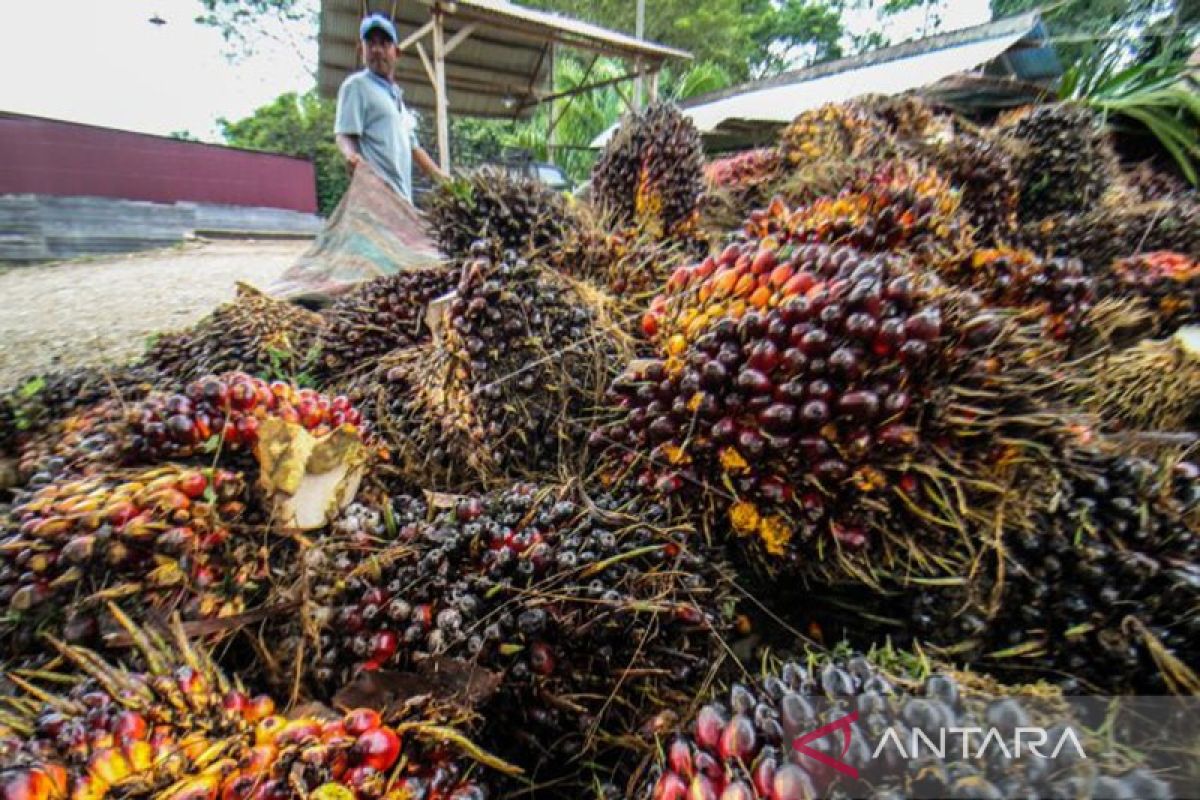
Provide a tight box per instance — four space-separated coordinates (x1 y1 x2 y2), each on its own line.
318 0 690 120
592 11 1060 147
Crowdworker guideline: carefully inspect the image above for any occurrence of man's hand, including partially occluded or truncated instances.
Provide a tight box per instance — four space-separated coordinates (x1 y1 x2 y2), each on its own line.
346 151 364 172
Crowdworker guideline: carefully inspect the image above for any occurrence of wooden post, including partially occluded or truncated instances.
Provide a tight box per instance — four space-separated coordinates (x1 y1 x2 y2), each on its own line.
648 69 659 103
432 9 451 172
633 0 645 108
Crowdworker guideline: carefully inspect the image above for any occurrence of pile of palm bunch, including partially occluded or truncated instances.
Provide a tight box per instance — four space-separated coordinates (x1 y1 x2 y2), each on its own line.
426 166 578 261
272 481 735 789
344 245 633 492
2 90 1199 800
593 103 705 242
0 609 509 800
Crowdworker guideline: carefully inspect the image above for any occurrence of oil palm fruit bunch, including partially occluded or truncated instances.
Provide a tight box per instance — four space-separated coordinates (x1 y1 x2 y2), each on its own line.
1108 251 1199 330
924 133 1020 245
940 247 1093 340
551 220 692 303
351 248 629 491
633 651 1175 800
601 196 1066 578
777 103 895 168
0 609 500 800
1023 200 1200 270
300 482 732 774
140 284 323 387
854 93 942 142
427 167 575 261
593 103 704 240
906 450 1200 695
704 150 781 194
119 372 365 465
0 464 256 651
1001 103 1120 221
316 266 458 382
1075 326 1200 431
0 367 155 459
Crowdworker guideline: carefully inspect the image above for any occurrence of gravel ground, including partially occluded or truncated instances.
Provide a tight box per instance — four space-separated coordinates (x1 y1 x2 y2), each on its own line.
0 239 309 386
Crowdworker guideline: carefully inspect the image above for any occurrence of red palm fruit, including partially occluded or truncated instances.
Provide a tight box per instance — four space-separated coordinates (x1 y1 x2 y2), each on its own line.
654 772 689 800
694 705 726 751
221 690 249 716
219 774 257 800
0 769 55 800
369 631 399 663
106 501 138 528
112 711 147 744
838 390 880 422
903 308 941 340
718 714 757 763
753 754 777 796
771 765 816 800
343 708 382 737
667 738 694 781
177 471 208 500
245 695 275 724
274 719 323 747
352 727 402 772
748 341 781 373
237 744 278 776
529 641 556 675
229 381 258 411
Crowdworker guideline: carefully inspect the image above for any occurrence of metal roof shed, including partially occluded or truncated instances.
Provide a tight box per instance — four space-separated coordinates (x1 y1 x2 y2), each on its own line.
592 11 1060 151
319 0 691 170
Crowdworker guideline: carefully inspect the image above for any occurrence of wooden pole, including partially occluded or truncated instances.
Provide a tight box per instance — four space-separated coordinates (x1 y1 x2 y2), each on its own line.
633 0 645 108
648 68 659 103
432 9 450 172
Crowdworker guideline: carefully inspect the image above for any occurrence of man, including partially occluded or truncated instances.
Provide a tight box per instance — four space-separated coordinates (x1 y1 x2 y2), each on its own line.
335 13 447 202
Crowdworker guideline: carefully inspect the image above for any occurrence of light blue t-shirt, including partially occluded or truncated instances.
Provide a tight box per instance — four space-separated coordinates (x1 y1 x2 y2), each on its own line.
335 70 421 201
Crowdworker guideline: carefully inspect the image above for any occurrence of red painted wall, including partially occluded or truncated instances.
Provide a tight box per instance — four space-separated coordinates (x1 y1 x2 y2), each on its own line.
0 113 317 214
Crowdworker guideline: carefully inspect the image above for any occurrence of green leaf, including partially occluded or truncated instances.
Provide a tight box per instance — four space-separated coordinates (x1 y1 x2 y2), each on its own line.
18 376 45 398
201 435 222 454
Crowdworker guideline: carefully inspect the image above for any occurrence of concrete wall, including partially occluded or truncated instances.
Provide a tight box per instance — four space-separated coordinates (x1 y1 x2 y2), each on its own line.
0 194 322 263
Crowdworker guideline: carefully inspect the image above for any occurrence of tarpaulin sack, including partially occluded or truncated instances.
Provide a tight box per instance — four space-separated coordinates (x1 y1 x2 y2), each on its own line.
270 165 442 304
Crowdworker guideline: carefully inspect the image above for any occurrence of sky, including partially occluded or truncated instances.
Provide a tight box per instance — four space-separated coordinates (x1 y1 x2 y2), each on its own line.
0 0 992 143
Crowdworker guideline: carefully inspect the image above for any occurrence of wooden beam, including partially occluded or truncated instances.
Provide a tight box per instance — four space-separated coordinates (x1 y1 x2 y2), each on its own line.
519 67 640 109
397 20 434 52
444 23 478 55
414 42 437 88
433 12 451 171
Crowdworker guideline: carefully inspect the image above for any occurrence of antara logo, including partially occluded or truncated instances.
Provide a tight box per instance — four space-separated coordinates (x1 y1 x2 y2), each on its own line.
792 711 1089 779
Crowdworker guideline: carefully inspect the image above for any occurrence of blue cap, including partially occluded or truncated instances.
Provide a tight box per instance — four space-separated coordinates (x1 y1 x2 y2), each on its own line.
360 13 398 42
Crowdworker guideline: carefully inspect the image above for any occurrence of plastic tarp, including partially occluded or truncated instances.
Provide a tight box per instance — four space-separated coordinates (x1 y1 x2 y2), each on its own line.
270 165 442 303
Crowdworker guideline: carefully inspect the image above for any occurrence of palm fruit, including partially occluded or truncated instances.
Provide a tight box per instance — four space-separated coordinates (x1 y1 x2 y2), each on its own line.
78 373 365 467
299 483 733 779
777 102 894 168
902 449 1200 695
592 103 704 240
634 650 1176 800
600 193 1071 579
0 367 154 458
550 215 693 303
350 248 630 491
1075 326 1200 431
427 167 576 261
316 266 458 382
140 284 324 387
1023 199 1200 271
940 247 1093 340
704 149 780 194
854 93 943 142
0 610 500 800
0 465 259 652
924 132 1020 245
1001 103 1120 221
1107 251 1200 330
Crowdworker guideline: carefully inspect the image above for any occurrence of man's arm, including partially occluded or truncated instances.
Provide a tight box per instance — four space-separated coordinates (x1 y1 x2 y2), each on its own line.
413 146 449 182
336 133 364 172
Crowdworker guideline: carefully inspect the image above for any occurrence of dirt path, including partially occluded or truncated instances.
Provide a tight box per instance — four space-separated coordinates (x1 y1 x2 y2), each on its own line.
0 239 310 386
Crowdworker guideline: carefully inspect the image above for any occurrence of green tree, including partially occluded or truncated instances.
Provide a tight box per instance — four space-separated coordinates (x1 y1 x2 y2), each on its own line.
219 90 348 216
990 0 1199 73
522 0 845 80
